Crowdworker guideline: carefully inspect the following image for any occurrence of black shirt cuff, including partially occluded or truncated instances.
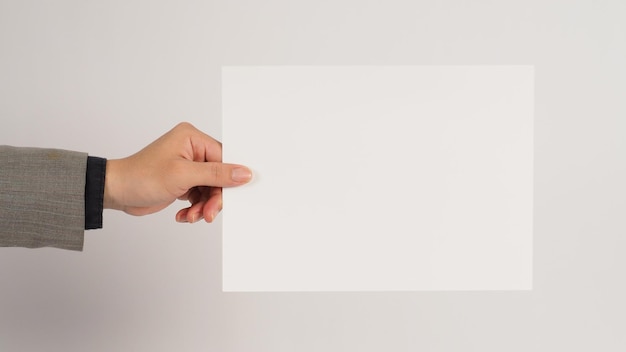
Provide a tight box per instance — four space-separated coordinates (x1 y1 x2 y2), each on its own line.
85 156 106 230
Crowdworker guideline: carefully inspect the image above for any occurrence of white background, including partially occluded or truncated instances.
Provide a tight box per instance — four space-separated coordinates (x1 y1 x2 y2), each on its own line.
1 0 625 351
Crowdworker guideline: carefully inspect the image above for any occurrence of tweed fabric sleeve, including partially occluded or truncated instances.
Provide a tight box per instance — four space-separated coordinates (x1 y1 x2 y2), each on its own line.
0 146 87 251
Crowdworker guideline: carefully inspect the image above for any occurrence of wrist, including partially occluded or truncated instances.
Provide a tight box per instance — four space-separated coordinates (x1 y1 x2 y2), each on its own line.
103 159 124 211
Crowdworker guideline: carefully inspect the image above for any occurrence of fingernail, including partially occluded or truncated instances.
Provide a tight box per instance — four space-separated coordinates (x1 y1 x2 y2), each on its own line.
231 167 252 183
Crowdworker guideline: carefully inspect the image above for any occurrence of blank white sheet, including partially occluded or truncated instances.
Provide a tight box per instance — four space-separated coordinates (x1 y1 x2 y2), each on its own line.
222 66 533 291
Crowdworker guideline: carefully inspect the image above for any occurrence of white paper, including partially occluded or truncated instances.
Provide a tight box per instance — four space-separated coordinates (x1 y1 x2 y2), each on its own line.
222 66 533 291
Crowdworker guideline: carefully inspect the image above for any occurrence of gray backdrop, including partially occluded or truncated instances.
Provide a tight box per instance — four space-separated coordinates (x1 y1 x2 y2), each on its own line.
1 0 625 351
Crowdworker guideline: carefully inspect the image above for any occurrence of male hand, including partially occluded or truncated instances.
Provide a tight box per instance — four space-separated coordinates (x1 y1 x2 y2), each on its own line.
103 122 252 223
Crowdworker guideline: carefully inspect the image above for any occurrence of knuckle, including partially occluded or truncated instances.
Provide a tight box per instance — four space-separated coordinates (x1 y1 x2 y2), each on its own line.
209 163 224 182
175 121 195 131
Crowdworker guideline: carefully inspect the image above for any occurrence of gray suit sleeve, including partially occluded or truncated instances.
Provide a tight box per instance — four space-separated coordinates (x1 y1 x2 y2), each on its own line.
0 146 87 251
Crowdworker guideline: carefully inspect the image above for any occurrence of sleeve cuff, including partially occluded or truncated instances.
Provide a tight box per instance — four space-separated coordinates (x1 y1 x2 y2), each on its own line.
85 156 106 230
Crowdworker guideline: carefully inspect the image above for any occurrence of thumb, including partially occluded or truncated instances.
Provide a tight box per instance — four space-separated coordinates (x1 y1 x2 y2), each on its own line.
180 161 253 189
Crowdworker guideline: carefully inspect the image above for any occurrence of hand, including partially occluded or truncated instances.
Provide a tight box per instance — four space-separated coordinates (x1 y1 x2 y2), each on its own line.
103 122 252 223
